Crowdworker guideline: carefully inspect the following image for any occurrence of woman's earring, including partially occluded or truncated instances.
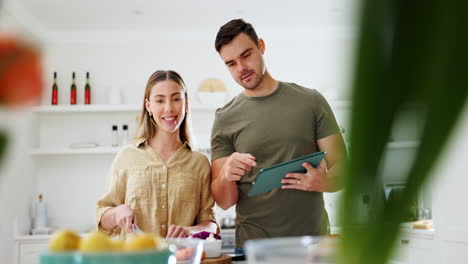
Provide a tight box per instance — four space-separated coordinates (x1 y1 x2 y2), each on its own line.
148 111 152 116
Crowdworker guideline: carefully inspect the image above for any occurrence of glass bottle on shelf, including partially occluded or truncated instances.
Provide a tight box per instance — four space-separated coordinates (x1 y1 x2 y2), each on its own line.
122 124 129 145
70 72 77 105
84 72 91 104
112 125 119 147
34 194 47 229
51 72 58 105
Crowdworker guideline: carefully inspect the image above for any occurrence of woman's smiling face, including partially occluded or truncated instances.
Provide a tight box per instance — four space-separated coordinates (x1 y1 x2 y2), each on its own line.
146 79 186 135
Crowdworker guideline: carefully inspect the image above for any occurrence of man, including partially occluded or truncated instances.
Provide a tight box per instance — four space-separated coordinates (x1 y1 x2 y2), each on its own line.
210 19 347 249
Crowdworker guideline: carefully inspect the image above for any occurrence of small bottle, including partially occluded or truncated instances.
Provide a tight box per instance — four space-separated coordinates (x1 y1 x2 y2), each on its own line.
70 72 77 105
51 72 58 105
34 194 47 229
112 125 119 147
84 72 91 104
122 124 129 145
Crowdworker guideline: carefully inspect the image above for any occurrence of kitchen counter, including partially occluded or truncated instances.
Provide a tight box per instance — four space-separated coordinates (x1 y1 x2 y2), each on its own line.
399 222 435 239
400 227 435 239
15 235 52 241
331 224 435 239
15 233 88 242
16 226 434 264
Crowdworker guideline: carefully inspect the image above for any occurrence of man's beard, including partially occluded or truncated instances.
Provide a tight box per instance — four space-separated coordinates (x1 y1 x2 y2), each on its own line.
241 71 264 90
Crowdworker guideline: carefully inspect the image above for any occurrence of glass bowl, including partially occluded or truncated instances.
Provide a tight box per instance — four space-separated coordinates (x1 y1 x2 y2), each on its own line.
245 236 337 264
166 238 204 264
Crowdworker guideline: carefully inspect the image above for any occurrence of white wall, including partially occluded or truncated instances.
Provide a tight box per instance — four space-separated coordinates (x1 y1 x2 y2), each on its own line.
40 25 355 106
432 104 468 244
0 110 36 263
0 9 39 263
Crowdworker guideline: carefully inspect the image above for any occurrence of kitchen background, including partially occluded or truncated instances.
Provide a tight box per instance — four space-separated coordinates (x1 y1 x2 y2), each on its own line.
0 0 467 264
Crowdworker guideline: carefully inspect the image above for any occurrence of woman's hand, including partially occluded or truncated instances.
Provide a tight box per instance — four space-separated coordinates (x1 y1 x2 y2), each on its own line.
166 224 191 238
113 204 136 233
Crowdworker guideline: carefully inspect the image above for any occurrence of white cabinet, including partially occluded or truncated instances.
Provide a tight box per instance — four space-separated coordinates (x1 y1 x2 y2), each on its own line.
430 107 468 263
15 236 49 264
391 230 440 264
439 241 468 263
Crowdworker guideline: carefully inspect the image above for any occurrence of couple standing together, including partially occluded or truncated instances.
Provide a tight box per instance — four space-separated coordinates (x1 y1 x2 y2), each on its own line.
96 19 347 250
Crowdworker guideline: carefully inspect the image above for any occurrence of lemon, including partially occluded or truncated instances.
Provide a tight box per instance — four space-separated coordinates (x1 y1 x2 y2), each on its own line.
79 231 112 252
110 239 125 251
125 234 158 251
49 229 81 252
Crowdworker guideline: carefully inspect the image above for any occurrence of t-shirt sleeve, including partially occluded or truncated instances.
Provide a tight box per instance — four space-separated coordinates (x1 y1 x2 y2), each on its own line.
210 110 235 162
314 90 340 139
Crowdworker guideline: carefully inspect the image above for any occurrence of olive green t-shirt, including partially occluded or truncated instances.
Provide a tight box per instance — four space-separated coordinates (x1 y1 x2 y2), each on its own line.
210 81 340 247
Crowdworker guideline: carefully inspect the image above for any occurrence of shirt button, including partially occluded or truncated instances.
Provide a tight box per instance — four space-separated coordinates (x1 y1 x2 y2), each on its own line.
161 224 165 229
162 205 165 209
163 166 166 170
162 184 166 188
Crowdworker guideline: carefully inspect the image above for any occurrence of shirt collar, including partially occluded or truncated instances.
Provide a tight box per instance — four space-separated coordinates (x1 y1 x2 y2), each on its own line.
134 138 192 150
134 138 146 148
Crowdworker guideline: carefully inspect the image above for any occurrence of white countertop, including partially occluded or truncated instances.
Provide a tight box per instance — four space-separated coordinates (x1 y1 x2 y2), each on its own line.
16 224 435 242
15 234 52 241
400 226 435 239
331 224 435 240
15 233 87 241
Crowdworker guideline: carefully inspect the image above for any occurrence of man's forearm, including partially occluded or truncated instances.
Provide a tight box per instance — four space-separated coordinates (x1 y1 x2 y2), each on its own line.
326 162 344 192
211 177 238 209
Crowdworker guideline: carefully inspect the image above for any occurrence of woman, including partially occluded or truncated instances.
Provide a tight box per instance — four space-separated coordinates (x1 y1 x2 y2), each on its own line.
96 70 218 238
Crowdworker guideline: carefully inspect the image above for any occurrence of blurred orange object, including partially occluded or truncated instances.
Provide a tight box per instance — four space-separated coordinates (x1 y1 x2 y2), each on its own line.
411 219 433 230
175 247 194 261
0 35 43 107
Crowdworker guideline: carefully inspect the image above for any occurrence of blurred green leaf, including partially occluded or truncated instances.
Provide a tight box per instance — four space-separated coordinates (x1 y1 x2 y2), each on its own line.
339 0 468 263
0 132 7 165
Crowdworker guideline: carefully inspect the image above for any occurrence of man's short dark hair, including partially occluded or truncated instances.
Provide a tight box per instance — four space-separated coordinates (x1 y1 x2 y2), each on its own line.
215 19 259 53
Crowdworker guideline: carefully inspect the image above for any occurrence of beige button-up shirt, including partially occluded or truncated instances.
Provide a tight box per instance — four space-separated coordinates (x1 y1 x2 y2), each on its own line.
96 139 216 237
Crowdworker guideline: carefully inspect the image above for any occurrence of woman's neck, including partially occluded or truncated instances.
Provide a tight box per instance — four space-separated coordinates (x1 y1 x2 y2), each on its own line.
148 131 183 162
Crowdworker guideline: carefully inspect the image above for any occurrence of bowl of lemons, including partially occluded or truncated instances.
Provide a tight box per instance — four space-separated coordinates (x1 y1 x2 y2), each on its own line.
41 229 171 264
